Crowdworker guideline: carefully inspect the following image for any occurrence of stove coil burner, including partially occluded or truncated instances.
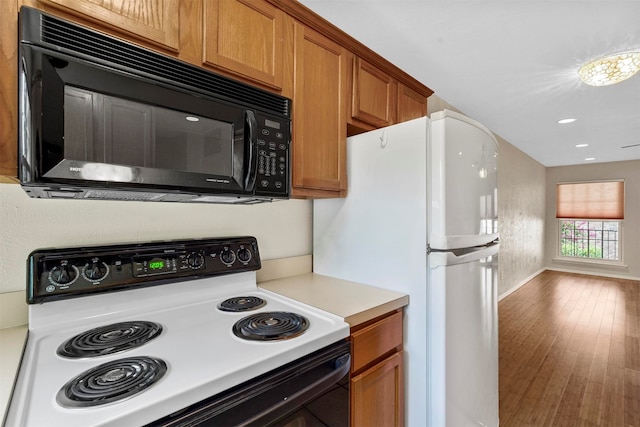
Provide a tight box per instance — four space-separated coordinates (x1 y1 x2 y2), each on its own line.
218 296 266 312
233 311 309 341
56 356 167 408
57 321 162 358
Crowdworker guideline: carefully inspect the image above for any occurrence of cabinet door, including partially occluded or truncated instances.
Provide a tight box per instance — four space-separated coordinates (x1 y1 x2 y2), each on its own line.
351 57 396 128
291 22 347 197
397 83 427 123
38 0 180 50
351 351 404 427
203 0 284 90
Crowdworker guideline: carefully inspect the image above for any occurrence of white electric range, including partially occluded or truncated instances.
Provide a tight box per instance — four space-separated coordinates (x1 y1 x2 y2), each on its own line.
4 237 350 427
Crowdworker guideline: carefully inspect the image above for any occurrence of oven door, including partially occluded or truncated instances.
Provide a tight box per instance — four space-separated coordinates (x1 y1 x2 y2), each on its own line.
145 340 351 427
19 45 256 196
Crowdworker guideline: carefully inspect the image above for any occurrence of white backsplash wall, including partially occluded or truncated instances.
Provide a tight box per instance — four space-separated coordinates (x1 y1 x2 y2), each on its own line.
0 183 312 294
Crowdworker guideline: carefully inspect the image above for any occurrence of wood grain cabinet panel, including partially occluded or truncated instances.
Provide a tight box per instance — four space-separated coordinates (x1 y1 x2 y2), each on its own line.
351 352 404 427
291 22 347 197
397 82 427 123
350 310 404 427
203 0 284 90
38 0 180 50
351 57 396 128
348 56 429 134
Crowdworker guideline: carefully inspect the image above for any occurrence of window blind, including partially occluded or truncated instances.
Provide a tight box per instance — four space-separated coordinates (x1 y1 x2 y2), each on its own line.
556 181 624 219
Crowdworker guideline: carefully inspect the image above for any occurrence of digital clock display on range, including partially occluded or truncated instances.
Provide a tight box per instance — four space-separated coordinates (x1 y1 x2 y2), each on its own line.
132 256 176 277
149 260 165 270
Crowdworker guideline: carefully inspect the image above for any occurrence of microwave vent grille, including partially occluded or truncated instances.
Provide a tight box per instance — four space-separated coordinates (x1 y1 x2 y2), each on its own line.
37 14 290 118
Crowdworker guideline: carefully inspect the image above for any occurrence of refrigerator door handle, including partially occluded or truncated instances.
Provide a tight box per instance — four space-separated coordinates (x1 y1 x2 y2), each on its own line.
429 241 499 267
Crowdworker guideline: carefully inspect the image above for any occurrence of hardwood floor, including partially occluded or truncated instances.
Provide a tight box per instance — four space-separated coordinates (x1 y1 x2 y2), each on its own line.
499 270 640 426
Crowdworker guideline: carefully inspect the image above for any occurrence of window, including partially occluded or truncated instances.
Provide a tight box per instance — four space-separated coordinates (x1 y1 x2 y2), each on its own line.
556 181 624 262
560 220 620 260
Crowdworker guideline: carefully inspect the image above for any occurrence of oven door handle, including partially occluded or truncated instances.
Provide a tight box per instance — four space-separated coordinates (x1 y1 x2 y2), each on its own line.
239 353 351 427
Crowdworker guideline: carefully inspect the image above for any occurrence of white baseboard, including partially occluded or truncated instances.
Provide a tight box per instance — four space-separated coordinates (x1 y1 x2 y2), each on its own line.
498 268 546 301
545 266 640 282
498 267 640 303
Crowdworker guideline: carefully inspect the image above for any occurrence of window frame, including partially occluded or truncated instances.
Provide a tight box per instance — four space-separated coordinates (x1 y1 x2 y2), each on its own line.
557 218 624 265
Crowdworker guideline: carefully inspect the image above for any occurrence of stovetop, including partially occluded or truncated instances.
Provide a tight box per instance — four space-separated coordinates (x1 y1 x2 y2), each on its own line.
5 237 349 427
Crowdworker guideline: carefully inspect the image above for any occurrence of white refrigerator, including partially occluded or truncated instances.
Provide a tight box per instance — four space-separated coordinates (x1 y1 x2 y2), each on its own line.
313 110 499 427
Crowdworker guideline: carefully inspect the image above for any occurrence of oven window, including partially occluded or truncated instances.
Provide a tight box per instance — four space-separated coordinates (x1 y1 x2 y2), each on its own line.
64 86 234 176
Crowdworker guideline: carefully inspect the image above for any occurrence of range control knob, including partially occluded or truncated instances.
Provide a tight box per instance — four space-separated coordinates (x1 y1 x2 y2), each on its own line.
237 247 252 263
220 248 236 266
83 258 109 281
186 252 205 269
49 261 78 285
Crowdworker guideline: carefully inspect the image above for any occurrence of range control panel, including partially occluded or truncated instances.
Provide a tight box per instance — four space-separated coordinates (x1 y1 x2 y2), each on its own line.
28 237 260 304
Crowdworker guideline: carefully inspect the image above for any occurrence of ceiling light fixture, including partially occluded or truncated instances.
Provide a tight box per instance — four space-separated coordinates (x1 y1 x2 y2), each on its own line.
558 118 576 124
585 157 595 161
575 144 589 148
578 51 640 86
185 116 200 122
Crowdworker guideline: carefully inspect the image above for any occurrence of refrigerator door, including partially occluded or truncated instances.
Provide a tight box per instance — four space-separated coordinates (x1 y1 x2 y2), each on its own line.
429 110 499 250
428 244 499 427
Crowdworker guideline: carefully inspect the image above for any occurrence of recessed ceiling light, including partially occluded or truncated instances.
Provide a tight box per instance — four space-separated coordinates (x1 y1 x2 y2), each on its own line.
585 157 595 161
578 51 640 86
575 144 589 148
185 116 200 122
558 118 576 124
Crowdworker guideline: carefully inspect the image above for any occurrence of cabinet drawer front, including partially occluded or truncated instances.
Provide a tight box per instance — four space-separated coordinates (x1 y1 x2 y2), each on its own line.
351 311 402 372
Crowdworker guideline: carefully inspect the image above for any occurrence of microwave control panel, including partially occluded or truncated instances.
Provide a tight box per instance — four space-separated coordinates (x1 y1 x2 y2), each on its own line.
27 237 261 303
255 113 289 196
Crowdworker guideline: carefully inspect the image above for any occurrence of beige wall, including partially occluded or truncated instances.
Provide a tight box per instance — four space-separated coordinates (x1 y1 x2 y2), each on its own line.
429 95 547 297
496 136 546 296
0 183 313 294
545 160 640 279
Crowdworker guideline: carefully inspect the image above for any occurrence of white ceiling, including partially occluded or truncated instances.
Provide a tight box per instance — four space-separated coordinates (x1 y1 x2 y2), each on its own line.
298 0 640 167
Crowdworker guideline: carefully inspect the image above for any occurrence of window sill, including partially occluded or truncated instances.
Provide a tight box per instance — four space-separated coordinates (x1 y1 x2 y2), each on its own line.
552 256 628 271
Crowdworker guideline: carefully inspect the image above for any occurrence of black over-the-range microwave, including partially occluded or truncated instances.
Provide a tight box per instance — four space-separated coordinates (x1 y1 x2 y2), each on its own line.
18 7 291 204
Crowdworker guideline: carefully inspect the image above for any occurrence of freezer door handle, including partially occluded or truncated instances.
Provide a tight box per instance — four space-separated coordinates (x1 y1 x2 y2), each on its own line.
429 242 499 267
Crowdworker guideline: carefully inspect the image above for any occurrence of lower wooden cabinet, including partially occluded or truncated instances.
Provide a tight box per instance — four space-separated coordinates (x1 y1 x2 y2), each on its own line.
350 310 404 427
351 351 404 427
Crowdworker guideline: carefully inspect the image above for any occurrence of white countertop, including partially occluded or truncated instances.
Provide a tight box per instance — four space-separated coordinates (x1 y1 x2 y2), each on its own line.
0 325 27 419
259 273 409 326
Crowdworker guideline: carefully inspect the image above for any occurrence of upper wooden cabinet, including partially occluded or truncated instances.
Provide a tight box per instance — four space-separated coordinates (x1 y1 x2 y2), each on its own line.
291 22 347 198
397 82 427 123
348 55 429 133
350 56 397 128
203 0 285 90
34 0 180 51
